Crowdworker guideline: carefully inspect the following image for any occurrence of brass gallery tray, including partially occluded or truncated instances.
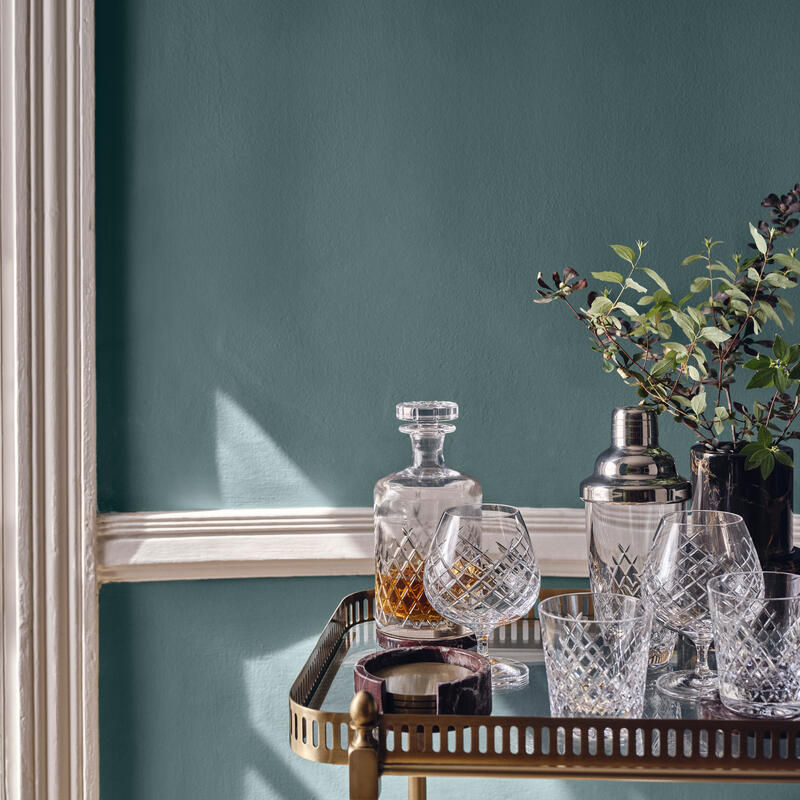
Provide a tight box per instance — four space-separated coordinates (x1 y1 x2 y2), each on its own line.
289 589 800 798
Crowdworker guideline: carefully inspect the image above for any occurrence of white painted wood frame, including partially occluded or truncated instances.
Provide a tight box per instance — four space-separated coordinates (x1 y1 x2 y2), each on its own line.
1 1 97 798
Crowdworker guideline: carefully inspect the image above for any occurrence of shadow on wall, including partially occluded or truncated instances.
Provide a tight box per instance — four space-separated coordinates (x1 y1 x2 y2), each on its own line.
215 390 329 506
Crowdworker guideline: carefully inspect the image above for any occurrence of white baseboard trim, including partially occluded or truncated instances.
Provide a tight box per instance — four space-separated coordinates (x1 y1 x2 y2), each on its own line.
97 507 800 583
96 506 587 582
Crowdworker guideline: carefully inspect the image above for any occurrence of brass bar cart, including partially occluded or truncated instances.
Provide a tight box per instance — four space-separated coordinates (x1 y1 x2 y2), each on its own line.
290 589 800 799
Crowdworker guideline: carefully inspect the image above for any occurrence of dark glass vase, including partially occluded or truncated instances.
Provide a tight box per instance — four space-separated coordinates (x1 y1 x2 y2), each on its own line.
690 443 800 572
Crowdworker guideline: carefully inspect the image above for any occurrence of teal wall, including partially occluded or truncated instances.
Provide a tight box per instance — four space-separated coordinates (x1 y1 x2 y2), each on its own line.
96 2 800 799
97 0 800 513
100 576 800 799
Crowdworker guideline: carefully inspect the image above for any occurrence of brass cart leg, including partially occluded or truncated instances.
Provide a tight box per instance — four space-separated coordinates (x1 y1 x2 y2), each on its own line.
408 776 426 800
348 692 380 799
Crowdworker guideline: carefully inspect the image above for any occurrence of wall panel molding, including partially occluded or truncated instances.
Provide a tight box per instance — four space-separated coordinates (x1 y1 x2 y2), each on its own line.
97 507 800 584
97 506 585 582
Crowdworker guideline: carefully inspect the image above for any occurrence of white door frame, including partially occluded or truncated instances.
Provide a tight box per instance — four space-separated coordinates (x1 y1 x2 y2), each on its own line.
1 1 97 797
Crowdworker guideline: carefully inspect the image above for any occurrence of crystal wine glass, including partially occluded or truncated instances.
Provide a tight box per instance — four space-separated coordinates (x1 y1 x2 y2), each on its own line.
642 509 760 699
424 504 541 689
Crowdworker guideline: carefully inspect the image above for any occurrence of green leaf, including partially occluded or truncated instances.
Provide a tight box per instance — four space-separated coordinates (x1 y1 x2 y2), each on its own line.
777 296 796 325
615 301 638 317
775 368 790 393
750 222 768 255
774 335 790 361
758 425 772 447
759 300 784 329
681 254 705 266
610 244 636 264
699 326 731 345
711 261 736 280
686 307 707 327
601 358 615 373
690 277 711 293
789 362 800 380
591 271 624 284
640 267 670 292
730 299 750 313
663 341 688 358
714 406 729 420
713 419 725 435
743 356 769 370
670 310 696 338
533 297 555 304
740 442 762 457
650 356 675 378
747 267 762 282
687 365 700 381
746 369 774 389
764 272 797 289
772 252 800 272
759 451 776 479
624 277 647 293
637 295 654 306
656 322 673 338
719 283 751 302
691 391 707 416
775 449 794 468
588 296 614 317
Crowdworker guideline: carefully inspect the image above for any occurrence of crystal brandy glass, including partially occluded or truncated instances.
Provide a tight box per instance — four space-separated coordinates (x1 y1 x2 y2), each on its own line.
424 504 541 689
643 510 760 699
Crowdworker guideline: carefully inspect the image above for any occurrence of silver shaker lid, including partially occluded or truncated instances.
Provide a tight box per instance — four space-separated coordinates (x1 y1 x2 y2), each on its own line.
579 406 691 504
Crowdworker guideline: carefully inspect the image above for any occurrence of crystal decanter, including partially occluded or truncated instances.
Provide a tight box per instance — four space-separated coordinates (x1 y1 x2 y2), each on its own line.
374 401 482 646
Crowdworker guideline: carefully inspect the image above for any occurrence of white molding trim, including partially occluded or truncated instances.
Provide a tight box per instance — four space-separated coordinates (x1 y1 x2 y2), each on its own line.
97 506 800 584
97 507 588 582
1 1 97 798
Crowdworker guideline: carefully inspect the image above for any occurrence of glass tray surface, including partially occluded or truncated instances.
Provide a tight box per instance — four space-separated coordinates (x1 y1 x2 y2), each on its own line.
289 588 800 783
309 616 708 722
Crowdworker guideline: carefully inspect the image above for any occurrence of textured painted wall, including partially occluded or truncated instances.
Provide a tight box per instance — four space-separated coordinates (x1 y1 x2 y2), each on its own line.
96 3 800 799
97 0 800 512
100 576 800 800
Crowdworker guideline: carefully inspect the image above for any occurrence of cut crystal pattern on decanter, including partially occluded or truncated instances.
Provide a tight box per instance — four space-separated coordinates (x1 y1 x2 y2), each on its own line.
539 593 652 718
373 402 481 641
710 571 800 717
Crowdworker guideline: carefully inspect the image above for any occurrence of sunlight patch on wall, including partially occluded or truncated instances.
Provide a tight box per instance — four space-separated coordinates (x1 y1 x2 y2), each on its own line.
215 390 329 506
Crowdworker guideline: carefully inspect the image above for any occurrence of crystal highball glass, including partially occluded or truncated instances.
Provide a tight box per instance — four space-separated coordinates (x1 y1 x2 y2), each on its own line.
538 592 652 717
424 504 540 689
643 510 761 700
709 571 800 718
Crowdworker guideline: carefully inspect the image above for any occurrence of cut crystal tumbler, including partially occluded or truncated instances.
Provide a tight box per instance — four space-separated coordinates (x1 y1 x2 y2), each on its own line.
539 592 652 717
709 571 800 718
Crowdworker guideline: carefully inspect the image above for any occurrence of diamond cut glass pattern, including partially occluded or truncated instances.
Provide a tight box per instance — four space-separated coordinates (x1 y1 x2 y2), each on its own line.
709 571 800 718
643 510 760 700
539 592 652 718
424 504 540 689
586 501 682 667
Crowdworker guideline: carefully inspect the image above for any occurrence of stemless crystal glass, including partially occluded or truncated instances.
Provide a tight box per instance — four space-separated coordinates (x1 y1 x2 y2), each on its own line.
424 504 541 689
643 510 760 700
709 571 800 718
539 592 652 717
